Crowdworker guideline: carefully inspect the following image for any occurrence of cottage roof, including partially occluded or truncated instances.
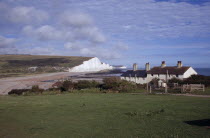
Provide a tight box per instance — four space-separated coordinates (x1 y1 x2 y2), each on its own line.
147 66 190 75
121 70 147 77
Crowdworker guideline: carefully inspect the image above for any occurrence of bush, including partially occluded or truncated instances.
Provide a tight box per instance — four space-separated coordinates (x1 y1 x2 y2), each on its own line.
73 88 101 93
30 85 44 93
102 77 121 91
75 80 100 90
149 78 159 88
168 77 183 84
183 75 210 87
60 80 75 92
8 89 29 95
118 80 138 92
102 77 138 92
48 87 60 91
8 85 44 95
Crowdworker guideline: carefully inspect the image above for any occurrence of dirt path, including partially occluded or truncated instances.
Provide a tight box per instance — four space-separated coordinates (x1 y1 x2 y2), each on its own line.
170 93 210 98
130 93 210 98
0 72 86 95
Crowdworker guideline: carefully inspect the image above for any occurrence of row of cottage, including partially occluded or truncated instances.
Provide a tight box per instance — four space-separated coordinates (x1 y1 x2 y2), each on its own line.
121 61 197 86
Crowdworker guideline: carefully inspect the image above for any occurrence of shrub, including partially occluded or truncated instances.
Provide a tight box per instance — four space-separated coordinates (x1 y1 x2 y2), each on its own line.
102 77 121 91
73 88 101 93
60 80 75 92
8 89 29 95
8 86 44 95
102 77 138 92
149 78 159 88
183 75 210 87
91 80 100 88
48 87 60 91
75 80 100 90
52 82 63 88
118 80 137 92
30 85 44 93
168 77 183 84
137 84 146 89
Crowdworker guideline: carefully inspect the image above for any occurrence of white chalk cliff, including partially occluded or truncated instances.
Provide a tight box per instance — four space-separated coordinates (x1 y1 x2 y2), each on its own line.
69 57 113 72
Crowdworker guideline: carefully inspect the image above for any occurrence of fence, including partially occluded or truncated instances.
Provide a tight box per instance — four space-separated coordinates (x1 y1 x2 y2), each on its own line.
147 83 205 93
181 84 205 92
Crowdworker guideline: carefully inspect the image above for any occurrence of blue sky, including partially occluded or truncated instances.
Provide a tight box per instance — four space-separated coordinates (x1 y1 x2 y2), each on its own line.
0 0 210 68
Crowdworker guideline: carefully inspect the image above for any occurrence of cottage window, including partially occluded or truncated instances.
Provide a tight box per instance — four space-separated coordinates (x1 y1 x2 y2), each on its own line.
176 74 179 77
151 74 153 76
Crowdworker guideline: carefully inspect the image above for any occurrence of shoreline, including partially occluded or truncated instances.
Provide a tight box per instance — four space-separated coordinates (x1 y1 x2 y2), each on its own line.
0 72 87 95
0 70 123 95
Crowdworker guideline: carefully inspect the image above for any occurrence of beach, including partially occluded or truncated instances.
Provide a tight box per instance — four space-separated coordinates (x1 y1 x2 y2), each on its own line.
0 72 85 95
0 70 123 95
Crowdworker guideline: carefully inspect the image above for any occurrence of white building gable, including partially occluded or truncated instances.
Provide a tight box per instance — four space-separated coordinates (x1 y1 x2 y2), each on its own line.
183 67 197 78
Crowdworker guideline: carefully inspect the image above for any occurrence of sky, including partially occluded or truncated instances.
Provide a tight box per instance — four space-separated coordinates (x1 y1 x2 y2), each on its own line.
0 0 210 68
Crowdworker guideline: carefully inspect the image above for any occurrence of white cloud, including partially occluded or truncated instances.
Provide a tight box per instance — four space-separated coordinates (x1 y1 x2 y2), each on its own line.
114 42 129 50
0 35 18 54
23 25 63 41
64 42 81 50
122 25 132 30
0 35 16 48
137 43 210 50
73 0 210 39
74 26 106 43
22 11 106 44
59 11 106 43
20 46 57 55
60 12 93 27
80 47 121 59
8 6 48 24
60 11 106 43
0 3 48 25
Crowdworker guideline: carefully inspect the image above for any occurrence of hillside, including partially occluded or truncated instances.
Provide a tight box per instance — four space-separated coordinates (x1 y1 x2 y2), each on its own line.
0 55 92 78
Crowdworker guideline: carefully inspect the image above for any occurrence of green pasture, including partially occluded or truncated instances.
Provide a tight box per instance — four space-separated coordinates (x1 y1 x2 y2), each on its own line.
0 93 209 138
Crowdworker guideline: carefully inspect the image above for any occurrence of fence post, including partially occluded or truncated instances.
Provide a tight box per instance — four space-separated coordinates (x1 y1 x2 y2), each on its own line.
190 84 192 92
165 84 168 93
150 86 152 94
181 85 183 93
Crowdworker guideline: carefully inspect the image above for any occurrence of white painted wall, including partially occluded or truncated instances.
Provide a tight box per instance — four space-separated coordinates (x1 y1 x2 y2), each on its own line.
121 77 152 84
183 67 197 78
147 74 184 80
69 57 113 72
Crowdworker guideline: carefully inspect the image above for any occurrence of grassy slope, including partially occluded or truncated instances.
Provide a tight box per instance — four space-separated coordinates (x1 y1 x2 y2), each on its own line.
0 55 92 77
0 93 209 138
0 55 92 67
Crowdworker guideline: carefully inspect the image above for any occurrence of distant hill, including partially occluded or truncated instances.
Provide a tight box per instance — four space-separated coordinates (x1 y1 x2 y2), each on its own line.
0 55 92 77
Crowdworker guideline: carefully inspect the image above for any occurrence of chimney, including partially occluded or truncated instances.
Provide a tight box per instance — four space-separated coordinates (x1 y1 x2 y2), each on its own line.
145 62 150 71
177 61 182 68
161 61 166 68
133 63 138 71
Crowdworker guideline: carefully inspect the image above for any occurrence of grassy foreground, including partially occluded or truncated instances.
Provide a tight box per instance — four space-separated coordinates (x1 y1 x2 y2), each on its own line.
0 93 209 138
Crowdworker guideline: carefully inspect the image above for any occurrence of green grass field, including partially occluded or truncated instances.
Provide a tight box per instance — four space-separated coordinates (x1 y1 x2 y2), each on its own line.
0 93 209 138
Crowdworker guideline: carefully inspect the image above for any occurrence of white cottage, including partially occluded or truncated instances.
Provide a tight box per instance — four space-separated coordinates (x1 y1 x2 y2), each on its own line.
121 61 197 84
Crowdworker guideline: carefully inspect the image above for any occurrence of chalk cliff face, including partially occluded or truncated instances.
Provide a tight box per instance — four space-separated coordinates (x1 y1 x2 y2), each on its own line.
69 57 113 72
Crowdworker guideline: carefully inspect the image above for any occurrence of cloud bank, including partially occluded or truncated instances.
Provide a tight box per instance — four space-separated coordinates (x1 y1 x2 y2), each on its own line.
0 0 210 66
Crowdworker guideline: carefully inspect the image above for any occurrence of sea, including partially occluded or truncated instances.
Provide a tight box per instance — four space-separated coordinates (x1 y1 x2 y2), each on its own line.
194 68 210 76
